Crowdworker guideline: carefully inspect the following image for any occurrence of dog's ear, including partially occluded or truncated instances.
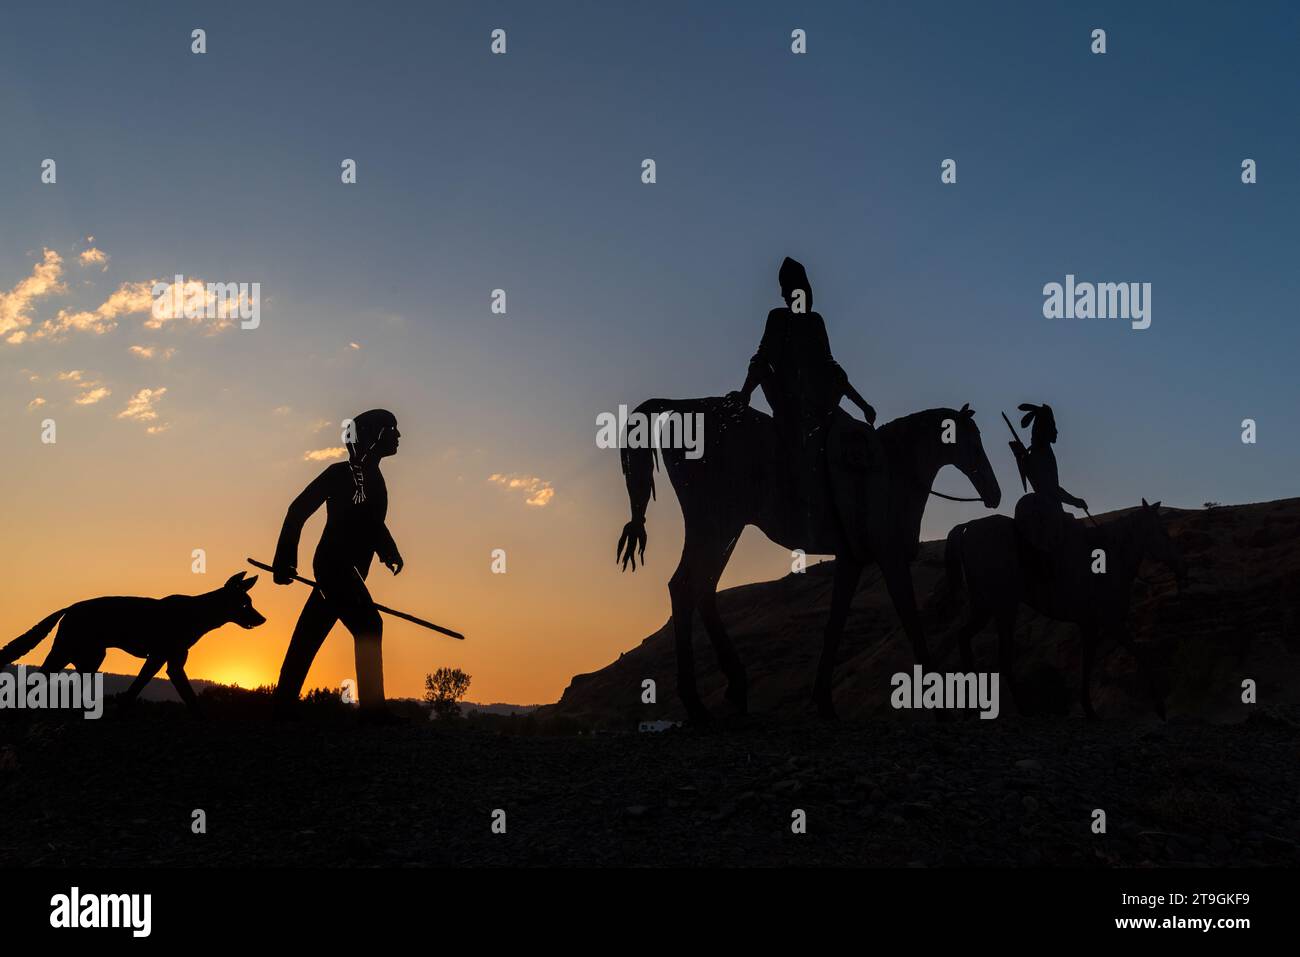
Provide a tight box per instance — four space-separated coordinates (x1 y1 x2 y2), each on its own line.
224 571 247 589
242 574 259 591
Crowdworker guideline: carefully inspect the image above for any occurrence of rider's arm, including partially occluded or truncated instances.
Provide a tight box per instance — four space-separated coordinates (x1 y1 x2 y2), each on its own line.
741 309 783 400
811 313 875 424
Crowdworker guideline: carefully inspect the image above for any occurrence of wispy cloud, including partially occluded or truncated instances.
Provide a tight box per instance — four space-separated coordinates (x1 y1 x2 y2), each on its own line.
26 397 46 411
37 280 157 339
74 386 111 406
79 247 109 270
1 249 67 343
129 344 175 361
117 387 166 422
488 473 555 508
304 447 346 462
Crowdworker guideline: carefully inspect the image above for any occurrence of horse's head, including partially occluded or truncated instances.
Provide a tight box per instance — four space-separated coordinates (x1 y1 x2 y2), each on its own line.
1137 498 1187 593
939 404 1001 508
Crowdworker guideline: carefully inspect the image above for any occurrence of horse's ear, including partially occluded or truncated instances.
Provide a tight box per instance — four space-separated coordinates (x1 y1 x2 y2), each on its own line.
1141 497 1149 508
960 402 973 417
1152 500 1162 511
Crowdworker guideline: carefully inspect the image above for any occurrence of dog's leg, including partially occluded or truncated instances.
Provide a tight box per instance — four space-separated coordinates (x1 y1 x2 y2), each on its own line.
167 654 203 716
119 656 165 712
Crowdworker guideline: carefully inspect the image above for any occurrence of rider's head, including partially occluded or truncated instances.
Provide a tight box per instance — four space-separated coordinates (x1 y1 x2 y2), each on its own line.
779 257 813 312
1018 403 1057 446
348 409 400 461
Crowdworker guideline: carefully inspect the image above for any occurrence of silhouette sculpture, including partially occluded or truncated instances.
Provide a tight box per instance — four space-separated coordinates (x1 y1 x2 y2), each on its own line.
0 571 266 714
732 257 876 542
945 498 1187 717
617 400 1001 721
272 409 404 720
1006 403 1089 573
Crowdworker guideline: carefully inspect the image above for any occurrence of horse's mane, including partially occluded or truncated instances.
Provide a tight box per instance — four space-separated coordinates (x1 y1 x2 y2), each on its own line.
876 408 952 459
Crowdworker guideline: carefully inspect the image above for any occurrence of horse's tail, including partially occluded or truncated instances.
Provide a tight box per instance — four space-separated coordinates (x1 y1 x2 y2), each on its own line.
616 399 671 572
944 522 966 598
0 607 69 667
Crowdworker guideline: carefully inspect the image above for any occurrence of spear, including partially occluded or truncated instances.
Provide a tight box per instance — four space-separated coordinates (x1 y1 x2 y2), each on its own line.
246 558 465 640
1001 411 1028 493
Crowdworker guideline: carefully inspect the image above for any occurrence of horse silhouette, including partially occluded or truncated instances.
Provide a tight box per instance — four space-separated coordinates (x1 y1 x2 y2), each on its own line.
617 398 1001 721
945 498 1186 718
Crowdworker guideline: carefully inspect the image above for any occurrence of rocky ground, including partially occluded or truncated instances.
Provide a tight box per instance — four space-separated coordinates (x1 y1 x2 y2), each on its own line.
1 696 1296 868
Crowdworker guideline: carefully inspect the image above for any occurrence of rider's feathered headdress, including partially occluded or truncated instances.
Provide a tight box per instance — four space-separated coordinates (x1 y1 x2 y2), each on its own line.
1018 402 1056 446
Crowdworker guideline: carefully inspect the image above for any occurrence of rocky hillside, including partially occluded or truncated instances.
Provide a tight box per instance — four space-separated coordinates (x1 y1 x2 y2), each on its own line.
545 499 1300 728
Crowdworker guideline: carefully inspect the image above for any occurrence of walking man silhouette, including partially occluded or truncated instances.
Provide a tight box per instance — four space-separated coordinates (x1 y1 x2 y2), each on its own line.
271 409 404 721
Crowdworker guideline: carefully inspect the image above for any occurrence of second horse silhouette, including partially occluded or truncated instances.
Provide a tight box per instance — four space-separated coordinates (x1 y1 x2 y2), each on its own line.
617 400 1001 722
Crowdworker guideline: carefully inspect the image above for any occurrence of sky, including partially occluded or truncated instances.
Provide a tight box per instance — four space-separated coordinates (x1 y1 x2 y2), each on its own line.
2 1 1298 703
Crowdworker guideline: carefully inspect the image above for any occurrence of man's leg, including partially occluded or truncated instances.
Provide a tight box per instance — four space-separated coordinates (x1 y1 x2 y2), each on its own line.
333 574 386 713
274 588 336 714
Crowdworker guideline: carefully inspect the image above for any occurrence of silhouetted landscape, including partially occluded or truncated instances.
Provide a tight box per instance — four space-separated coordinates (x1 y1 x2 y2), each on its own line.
3 499 1295 868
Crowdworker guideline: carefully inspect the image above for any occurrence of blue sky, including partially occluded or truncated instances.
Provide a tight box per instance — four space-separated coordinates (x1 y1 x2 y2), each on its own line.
2 1 1297 699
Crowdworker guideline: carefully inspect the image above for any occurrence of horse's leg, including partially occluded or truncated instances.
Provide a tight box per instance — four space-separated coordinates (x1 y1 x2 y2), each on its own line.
668 528 717 724
813 558 863 720
995 607 1022 715
957 607 991 672
1079 621 1099 720
880 557 929 668
1114 626 1165 719
698 530 748 714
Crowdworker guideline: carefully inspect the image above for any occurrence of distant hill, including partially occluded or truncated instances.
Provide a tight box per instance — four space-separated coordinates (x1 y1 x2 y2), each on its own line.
541 499 1300 729
0 666 220 703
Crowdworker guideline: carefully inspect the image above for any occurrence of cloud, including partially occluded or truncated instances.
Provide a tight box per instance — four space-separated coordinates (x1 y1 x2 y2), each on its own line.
273 405 292 416
348 342 361 350
36 280 157 339
74 386 111 405
304 447 346 462
79 247 109 270
128 344 175 360
1 249 67 343
145 424 170 435
487 473 555 508
58 370 85 382
27 397 46 411
117 387 166 422
144 279 253 332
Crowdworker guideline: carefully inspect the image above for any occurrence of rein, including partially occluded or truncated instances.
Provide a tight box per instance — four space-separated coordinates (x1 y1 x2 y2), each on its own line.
928 489 982 502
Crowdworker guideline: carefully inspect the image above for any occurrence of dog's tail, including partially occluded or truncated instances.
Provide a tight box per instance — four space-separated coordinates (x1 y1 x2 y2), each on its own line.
0 607 69 666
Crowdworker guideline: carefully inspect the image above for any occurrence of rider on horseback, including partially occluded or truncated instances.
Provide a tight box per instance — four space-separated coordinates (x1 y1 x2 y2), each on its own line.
730 257 875 540
1009 402 1088 576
